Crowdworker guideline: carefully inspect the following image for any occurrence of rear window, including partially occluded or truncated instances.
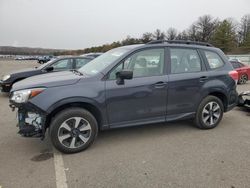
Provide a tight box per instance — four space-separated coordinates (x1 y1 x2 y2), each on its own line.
204 51 224 69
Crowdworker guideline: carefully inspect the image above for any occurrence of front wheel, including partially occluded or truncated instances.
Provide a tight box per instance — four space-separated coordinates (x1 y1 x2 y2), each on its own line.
49 108 98 154
195 96 224 129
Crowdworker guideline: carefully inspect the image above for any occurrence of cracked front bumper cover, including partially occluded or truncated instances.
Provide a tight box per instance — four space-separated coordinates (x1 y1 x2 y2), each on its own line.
10 102 47 138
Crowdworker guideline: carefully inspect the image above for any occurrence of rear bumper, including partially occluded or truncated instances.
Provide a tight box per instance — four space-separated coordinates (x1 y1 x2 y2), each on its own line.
225 89 238 112
0 80 12 92
225 103 237 112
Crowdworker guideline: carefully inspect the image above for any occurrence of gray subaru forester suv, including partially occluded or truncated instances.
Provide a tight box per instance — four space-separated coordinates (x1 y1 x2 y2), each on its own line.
9 40 239 153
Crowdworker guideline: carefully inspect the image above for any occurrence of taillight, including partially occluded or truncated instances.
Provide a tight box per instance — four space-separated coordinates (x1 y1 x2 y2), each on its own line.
229 70 238 84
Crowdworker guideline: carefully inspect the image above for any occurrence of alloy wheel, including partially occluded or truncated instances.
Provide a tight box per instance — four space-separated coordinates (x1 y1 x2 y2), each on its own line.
202 102 221 126
57 117 92 149
239 74 247 84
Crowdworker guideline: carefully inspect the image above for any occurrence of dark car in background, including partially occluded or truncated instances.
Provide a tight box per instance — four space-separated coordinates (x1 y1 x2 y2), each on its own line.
0 56 94 92
230 60 250 84
37 55 54 64
9 40 239 153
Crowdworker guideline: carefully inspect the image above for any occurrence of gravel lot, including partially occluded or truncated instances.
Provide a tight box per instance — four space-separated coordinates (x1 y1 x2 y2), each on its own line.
0 59 250 188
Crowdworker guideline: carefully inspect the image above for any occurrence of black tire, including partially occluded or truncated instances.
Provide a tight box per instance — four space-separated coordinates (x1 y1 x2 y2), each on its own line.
49 107 98 154
195 95 224 129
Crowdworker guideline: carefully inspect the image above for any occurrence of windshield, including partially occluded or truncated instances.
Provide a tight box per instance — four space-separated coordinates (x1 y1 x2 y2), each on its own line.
79 48 129 76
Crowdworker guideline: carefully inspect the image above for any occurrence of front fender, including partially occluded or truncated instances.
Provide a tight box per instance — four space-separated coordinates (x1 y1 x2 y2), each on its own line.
46 97 102 114
46 96 109 128
29 81 107 126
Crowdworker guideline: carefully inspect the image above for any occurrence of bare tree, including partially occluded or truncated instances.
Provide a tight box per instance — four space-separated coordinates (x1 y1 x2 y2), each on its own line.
187 24 199 41
194 15 218 42
141 32 154 43
166 28 178 40
239 14 250 44
153 29 166 40
176 31 189 40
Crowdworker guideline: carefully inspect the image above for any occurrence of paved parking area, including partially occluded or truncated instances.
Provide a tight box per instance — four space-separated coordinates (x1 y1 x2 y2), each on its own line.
0 60 250 188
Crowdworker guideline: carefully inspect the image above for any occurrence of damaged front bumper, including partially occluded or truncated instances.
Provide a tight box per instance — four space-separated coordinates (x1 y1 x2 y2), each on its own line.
238 91 250 110
10 102 47 139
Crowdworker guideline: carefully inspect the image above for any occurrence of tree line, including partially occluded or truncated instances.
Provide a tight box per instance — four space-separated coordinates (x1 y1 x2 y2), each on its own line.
59 14 250 55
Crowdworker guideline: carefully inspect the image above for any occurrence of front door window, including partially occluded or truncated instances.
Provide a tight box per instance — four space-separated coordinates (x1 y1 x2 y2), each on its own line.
109 48 165 79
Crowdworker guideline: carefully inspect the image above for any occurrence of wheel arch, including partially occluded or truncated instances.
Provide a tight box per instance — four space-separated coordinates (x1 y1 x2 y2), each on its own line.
45 98 105 130
207 91 228 112
243 73 248 80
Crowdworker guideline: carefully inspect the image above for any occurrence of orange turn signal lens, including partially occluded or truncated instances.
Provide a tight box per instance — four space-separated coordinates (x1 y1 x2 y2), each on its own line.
30 89 45 98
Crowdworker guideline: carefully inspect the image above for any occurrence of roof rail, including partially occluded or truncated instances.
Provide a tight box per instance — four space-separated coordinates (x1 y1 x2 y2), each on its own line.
167 40 213 47
146 40 213 47
146 40 168 44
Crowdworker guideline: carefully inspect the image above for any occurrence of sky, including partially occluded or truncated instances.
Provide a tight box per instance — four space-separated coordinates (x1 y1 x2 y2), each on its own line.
0 0 250 49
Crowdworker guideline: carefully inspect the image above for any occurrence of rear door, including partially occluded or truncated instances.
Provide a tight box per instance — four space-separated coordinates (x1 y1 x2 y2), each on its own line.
167 47 207 119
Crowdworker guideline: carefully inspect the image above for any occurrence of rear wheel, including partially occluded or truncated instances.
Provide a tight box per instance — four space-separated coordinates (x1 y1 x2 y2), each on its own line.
238 74 248 84
49 107 98 153
195 96 224 129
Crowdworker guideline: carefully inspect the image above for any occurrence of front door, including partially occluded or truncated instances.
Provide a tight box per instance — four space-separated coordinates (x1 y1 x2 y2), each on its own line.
105 48 168 127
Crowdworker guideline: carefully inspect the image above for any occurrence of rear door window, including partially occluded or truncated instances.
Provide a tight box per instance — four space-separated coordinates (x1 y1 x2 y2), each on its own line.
170 48 202 74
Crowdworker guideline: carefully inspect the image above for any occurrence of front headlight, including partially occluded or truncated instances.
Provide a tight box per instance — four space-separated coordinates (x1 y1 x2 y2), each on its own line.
10 88 45 103
2 74 10 81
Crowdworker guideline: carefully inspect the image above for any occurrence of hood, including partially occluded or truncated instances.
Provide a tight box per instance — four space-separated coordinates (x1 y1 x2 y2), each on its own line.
9 68 38 75
12 71 81 91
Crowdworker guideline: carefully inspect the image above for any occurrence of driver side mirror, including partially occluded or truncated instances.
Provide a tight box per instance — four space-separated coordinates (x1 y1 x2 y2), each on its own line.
116 69 133 85
44 66 54 72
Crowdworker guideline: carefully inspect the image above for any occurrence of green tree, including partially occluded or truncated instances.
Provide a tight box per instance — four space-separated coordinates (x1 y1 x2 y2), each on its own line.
211 20 237 53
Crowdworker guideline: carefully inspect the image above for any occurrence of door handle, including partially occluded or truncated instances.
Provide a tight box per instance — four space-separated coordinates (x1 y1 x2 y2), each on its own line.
154 81 167 88
200 76 208 82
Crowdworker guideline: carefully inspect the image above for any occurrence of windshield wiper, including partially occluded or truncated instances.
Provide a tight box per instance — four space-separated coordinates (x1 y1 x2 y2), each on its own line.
71 69 83 76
